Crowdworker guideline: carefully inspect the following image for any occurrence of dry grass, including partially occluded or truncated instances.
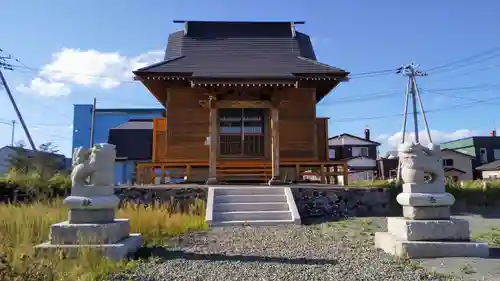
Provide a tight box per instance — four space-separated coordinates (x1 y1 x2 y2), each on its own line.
0 199 207 281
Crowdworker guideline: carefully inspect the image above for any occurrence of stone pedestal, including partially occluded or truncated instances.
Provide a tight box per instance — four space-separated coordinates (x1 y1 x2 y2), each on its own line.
35 185 142 260
374 142 489 258
34 144 142 260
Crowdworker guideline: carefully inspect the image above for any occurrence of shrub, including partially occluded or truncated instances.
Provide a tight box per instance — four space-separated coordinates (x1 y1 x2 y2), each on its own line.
0 199 206 281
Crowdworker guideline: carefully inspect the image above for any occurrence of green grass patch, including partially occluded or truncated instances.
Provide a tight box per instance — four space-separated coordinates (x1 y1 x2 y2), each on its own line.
0 199 207 281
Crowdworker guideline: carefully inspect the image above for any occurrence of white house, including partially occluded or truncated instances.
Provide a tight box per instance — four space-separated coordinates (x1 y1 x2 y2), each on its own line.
328 129 381 183
440 148 474 181
475 160 500 179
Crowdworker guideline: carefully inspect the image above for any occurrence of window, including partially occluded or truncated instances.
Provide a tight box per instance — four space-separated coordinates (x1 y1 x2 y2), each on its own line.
329 149 336 159
218 108 265 156
494 149 500 160
352 147 369 157
480 148 488 163
442 158 454 167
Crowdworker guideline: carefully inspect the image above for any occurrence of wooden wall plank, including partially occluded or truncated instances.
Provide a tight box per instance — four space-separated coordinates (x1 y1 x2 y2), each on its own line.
165 88 209 160
316 118 328 161
279 88 316 160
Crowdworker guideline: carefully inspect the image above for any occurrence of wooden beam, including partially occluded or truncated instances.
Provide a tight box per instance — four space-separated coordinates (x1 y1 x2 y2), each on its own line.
215 100 272 108
206 96 218 184
312 91 318 160
269 107 280 183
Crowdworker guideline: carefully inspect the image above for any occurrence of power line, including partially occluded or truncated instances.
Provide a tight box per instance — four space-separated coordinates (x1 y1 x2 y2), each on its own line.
423 89 500 106
0 52 37 151
426 46 500 73
329 95 500 123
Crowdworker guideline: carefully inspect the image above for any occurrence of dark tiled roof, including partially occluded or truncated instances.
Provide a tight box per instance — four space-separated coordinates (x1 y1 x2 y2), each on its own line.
476 160 500 171
113 119 154 130
135 21 348 79
108 120 153 161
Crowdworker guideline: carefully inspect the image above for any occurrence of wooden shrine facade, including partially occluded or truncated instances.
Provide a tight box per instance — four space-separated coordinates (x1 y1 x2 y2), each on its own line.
133 20 350 184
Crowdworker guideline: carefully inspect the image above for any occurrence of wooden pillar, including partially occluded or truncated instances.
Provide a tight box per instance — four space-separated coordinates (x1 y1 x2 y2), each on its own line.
206 97 218 185
269 107 282 185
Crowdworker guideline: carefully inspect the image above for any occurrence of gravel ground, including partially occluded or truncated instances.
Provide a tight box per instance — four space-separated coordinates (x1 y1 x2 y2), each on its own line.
416 214 500 281
109 218 463 281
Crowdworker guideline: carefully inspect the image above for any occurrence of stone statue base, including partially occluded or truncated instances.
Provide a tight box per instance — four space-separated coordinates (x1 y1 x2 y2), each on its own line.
374 185 489 258
374 218 489 258
34 219 142 260
34 183 142 260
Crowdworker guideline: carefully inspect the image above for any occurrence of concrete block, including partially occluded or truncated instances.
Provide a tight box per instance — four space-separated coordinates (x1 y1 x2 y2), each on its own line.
387 217 470 241
35 233 143 261
215 187 285 196
374 232 489 258
213 210 292 221
214 194 286 203
403 206 451 220
68 209 115 224
50 219 130 245
213 202 289 212
402 183 445 194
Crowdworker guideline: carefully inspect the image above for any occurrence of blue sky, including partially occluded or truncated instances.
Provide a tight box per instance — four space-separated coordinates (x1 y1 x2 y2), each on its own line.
1 0 499 157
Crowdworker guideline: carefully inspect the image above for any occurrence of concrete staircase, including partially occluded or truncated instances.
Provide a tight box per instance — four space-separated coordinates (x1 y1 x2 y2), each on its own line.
205 186 301 226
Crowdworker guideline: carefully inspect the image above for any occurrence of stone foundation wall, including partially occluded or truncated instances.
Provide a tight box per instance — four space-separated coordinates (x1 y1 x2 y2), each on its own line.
291 187 391 220
114 187 207 212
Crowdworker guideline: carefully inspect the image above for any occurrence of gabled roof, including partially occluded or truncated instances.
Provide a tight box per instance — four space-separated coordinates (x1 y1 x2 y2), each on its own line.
134 21 348 80
328 133 381 146
476 160 500 171
444 167 467 174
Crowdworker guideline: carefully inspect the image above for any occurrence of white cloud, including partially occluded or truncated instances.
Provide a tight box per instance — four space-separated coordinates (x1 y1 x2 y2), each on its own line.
17 48 163 96
16 77 71 97
378 129 477 148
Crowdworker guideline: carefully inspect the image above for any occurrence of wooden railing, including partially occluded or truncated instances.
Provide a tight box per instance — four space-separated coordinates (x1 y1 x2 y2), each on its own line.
135 159 349 185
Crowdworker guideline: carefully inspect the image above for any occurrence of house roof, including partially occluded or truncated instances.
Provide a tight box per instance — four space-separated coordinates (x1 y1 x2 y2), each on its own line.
444 167 467 174
441 148 475 158
328 133 381 146
135 21 347 79
476 160 500 171
0 145 66 160
107 120 153 161
112 119 154 130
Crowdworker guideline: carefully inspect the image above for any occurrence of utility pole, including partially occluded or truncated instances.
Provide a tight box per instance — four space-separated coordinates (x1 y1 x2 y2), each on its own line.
89 97 96 147
0 54 37 151
396 63 431 182
11 120 15 146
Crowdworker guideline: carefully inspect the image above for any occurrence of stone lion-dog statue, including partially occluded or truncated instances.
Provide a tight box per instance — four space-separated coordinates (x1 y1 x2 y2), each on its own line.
398 142 445 185
71 144 116 188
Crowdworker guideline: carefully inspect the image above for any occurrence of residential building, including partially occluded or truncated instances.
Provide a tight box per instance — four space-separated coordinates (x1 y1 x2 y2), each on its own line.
328 129 381 182
72 105 164 184
0 145 69 176
440 130 500 179
440 149 474 181
476 160 500 179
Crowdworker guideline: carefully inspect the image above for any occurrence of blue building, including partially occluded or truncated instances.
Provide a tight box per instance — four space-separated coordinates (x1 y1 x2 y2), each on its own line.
72 104 164 184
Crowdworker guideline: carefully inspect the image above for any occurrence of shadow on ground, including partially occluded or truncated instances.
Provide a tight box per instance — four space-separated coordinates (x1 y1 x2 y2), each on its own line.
131 246 338 265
